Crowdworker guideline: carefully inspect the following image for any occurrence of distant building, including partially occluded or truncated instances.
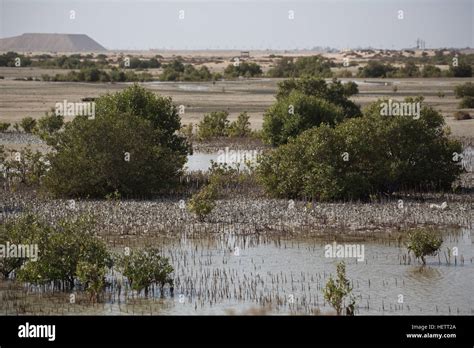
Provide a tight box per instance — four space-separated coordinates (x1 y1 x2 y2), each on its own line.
416 38 426 50
240 51 250 58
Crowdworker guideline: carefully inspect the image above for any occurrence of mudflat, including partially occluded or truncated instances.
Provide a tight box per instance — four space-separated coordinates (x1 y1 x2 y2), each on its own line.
0 75 473 138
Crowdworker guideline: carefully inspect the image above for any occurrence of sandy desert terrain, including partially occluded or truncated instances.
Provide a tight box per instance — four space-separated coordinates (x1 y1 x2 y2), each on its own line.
1 74 473 138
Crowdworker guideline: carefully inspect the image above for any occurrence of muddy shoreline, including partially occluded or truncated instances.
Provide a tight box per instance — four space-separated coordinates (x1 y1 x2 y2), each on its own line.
1 191 472 242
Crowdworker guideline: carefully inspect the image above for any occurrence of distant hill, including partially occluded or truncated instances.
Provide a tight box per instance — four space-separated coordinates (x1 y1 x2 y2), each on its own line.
0 33 107 53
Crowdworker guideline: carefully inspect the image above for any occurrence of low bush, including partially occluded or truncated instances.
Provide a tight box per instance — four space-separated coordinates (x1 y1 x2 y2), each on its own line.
117 248 174 296
459 96 474 108
197 111 230 140
454 82 474 98
406 229 443 265
323 261 356 315
187 183 218 222
0 122 10 132
19 117 36 133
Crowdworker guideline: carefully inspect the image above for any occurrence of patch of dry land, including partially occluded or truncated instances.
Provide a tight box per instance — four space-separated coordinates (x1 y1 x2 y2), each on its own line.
0 49 473 139
0 77 473 137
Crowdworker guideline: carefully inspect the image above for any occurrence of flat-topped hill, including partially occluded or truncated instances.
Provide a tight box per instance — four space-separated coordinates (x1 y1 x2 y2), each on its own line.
0 33 107 53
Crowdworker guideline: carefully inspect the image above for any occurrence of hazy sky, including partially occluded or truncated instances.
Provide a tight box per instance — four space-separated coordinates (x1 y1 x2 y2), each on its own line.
1 0 473 50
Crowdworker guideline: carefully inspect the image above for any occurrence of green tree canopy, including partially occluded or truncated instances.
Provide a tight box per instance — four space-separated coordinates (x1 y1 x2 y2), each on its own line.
450 62 472 77
44 84 189 197
268 55 333 78
258 99 462 200
275 77 361 117
262 91 345 146
262 77 361 146
358 61 396 78
421 64 441 78
224 62 263 78
16 215 110 290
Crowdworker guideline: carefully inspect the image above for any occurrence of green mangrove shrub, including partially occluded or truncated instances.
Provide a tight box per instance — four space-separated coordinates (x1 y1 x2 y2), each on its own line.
117 248 174 296
258 99 462 200
323 261 356 315
406 229 443 265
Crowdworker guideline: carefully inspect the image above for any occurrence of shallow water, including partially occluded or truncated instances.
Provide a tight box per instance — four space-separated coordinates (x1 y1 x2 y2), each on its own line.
186 151 255 171
186 152 218 171
2 229 472 315
158 228 474 315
